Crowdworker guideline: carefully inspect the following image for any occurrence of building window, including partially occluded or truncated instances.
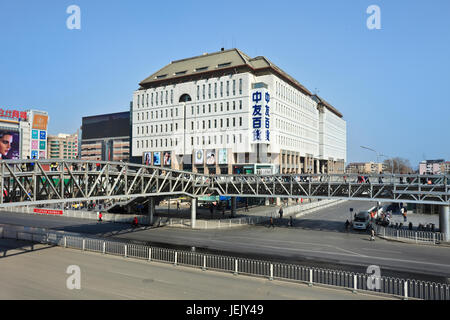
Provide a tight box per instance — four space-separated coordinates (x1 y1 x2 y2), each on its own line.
208 104 211 113
170 90 173 104
233 118 236 127
156 92 158 106
220 103 223 112
239 100 242 110
226 81 229 96
233 80 236 95
239 79 242 95
197 85 200 100
220 82 223 97
233 101 235 110
239 117 242 126
214 83 217 98
226 102 229 111
202 84 205 100
208 84 211 99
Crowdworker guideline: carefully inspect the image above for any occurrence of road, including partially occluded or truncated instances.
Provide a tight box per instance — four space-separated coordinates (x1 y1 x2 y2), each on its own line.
0 239 389 300
0 200 448 283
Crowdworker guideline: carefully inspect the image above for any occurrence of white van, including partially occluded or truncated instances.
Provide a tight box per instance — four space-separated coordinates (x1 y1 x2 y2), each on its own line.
353 211 371 230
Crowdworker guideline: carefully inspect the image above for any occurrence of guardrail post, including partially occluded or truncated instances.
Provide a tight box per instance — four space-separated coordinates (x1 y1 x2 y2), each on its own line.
202 255 206 271
234 259 238 275
309 269 313 287
174 252 178 266
124 245 127 258
103 241 106 254
269 264 274 281
404 281 408 300
148 248 152 261
64 236 67 248
353 275 357 293
415 232 418 244
433 233 435 244
82 239 85 251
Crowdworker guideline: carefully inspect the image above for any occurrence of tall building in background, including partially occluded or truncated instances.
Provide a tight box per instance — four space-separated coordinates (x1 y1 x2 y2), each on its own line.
48 132 79 159
131 48 346 174
0 108 49 160
81 112 130 161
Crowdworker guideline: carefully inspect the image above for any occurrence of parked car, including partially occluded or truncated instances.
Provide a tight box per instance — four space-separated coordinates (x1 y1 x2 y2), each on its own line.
353 210 371 230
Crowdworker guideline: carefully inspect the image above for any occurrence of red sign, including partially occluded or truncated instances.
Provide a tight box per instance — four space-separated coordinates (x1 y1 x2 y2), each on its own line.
33 208 63 215
0 109 27 121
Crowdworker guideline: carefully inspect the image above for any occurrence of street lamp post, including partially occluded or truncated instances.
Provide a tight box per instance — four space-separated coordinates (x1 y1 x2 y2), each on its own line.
360 146 380 173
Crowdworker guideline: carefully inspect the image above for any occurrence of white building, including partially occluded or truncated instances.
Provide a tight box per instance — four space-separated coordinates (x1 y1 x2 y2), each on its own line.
131 48 346 174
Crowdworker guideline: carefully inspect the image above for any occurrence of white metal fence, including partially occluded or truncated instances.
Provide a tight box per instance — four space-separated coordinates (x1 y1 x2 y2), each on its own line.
1 224 449 300
375 225 445 244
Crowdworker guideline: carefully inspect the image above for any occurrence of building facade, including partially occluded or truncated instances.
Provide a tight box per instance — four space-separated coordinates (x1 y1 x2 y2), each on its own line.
81 112 130 161
419 159 444 175
131 49 346 174
346 162 385 174
0 108 49 160
48 132 79 159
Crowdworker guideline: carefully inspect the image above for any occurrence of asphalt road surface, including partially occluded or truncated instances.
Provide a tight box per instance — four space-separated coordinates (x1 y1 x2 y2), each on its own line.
0 239 389 300
0 201 448 284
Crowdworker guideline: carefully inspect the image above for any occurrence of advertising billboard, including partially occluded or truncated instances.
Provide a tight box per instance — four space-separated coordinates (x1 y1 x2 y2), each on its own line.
32 130 38 139
31 150 38 159
82 112 130 140
163 151 171 166
31 140 39 150
143 152 151 165
39 141 46 150
206 149 215 165
39 131 46 140
194 149 204 165
0 131 20 160
32 114 49 130
39 151 46 159
218 148 227 165
153 152 161 166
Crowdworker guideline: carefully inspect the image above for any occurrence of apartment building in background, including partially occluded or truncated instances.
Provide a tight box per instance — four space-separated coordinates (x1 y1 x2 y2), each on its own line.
47 132 78 159
346 162 385 174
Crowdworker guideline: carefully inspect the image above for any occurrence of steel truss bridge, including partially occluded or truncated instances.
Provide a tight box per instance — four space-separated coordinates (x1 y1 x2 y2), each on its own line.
0 159 448 207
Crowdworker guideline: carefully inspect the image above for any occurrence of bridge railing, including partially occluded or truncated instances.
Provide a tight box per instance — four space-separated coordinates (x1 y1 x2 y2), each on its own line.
1 224 449 300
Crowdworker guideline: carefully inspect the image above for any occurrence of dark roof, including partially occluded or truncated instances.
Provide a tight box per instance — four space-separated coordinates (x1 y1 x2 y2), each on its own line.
311 95 343 118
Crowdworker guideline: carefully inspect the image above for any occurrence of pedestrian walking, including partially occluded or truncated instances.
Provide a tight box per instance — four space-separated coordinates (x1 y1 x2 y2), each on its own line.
177 201 180 212
279 206 283 219
270 216 275 228
98 212 102 222
369 224 375 241
402 207 407 222
245 201 249 212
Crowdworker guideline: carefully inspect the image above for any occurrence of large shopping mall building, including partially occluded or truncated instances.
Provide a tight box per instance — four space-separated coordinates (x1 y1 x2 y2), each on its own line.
0 108 49 160
131 48 346 175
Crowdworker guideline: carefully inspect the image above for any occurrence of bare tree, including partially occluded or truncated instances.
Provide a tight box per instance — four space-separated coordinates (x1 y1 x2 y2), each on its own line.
383 157 414 174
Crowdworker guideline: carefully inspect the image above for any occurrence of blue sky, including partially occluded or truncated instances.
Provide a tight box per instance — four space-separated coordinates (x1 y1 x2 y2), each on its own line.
0 0 449 167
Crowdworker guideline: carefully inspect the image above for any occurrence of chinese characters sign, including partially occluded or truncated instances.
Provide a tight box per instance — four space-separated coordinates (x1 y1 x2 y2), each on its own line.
0 109 27 121
251 90 270 143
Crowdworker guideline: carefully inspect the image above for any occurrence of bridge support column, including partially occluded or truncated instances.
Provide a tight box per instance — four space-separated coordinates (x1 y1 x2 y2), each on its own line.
231 197 236 217
191 198 197 229
148 197 155 225
439 205 450 242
